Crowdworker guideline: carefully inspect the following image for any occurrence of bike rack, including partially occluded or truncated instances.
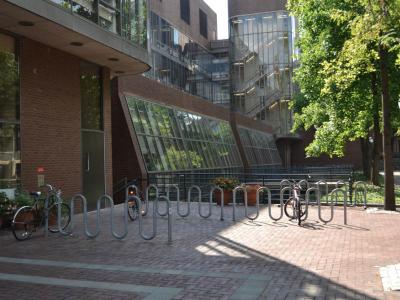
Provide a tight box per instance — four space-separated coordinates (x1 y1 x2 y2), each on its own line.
334 180 348 205
231 185 259 221
167 184 189 218
210 186 224 221
58 194 129 239
353 181 367 208
187 185 212 219
317 187 335 223
330 188 348 225
265 186 283 221
316 180 329 205
280 179 293 198
304 187 320 221
232 186 244 221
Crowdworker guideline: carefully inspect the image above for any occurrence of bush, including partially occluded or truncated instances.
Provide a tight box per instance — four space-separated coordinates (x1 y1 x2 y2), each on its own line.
211 177 240 190
0 192 13 216
14 190 34 208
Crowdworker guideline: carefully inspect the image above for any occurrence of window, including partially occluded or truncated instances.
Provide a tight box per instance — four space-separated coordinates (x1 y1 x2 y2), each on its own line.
126 95 241 172
81 62 103 131
0 33 20 190
199 9 208 39
180 0 190 24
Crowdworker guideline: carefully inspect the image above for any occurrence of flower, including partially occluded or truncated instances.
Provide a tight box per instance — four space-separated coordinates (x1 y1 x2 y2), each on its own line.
211 177 240 190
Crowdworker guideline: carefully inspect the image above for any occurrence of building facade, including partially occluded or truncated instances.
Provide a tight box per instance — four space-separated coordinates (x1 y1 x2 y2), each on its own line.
228 0 363 168
111 0 282 190
0 0 149 207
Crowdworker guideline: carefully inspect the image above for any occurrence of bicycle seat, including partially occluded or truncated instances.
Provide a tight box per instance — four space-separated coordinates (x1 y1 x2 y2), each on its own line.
30 191 42 197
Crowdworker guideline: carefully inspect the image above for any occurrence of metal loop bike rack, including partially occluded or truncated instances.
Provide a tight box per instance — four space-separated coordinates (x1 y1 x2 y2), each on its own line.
143 184 159 217
232 185 244 221
298 179 309 191
280 179 293 198
316 180 329 204
330 188 348 225
317 187 334 223
187 185 211 219
334 181 348 205
210 186 224 221
353 181 367 208
304 187 320 221
244 186 259 221
266 186 282 221
58 194 128 239
167 184 189 218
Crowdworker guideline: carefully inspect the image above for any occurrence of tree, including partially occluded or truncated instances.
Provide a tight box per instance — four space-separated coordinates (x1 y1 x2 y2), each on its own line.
287 0 400 209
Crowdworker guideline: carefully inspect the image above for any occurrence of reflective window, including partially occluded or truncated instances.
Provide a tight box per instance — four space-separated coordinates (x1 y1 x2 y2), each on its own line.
180 0 190 25
125 94 242 172
237 126 281 166
48 0 147 48
146 12 229 106
230 11 296 135
81 62 103 130
0 33 20 189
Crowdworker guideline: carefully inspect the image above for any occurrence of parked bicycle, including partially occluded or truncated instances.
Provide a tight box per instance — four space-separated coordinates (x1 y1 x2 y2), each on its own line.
11 184 71 241
283 180 307 225
127 185 147 221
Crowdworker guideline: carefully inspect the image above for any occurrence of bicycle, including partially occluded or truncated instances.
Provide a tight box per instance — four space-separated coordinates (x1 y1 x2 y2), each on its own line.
283 180 307 225
11 184 71 241
127 185 144 221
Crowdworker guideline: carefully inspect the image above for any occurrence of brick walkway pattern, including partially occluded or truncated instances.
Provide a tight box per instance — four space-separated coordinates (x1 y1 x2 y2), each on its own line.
0 203 399 299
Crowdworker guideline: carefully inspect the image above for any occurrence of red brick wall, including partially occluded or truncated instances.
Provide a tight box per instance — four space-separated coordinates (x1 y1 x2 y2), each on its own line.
20 38 113 198
20 38 82 197
290 130 363 168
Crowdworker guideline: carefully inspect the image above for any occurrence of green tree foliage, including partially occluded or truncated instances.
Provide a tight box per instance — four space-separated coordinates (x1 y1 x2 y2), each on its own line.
288 0 400 157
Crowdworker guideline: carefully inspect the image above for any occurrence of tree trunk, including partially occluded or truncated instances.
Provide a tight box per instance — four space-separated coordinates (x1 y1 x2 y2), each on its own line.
379 43 395 210
360 138 370 179
370 72 381 186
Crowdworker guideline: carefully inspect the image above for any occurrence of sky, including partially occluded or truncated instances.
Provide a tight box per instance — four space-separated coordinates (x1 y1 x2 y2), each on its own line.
203 0 229 39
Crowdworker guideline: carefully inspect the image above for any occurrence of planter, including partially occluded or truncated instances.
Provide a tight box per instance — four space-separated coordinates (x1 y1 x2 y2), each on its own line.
246 184 261 206
215 190 232 206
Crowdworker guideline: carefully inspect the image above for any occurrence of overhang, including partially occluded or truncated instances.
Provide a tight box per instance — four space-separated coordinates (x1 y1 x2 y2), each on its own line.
0 0 150 77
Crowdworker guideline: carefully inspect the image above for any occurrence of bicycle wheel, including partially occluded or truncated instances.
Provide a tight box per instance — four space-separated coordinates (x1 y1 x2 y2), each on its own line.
48 203 71 233
128 200 139 221
12 206 35 241
284 198 296 219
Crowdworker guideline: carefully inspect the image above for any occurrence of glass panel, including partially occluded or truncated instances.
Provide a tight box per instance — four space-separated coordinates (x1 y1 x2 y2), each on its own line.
238 126 282 166
81 62 103 130
72 0 98 23
125 94 241 172
0 34 20 189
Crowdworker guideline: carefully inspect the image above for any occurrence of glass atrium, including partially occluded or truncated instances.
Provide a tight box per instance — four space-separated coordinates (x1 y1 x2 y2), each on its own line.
230 10 297 135
125 95 242 173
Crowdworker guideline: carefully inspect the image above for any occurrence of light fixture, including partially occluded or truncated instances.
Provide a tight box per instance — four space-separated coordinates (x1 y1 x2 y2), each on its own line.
70 42 83 46
18 21 34 27
108 58 119 62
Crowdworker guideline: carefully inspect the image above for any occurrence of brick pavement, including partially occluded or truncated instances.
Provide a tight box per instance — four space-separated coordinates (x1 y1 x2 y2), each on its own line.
0 203 399 299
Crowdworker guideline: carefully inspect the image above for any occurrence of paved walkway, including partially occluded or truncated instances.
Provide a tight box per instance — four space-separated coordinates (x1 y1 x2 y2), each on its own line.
0 203 399 299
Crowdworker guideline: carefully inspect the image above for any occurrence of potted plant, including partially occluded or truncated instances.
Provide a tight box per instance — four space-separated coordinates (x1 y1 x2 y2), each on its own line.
245 184 262 206
211 177 239 206
0 192 13 228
